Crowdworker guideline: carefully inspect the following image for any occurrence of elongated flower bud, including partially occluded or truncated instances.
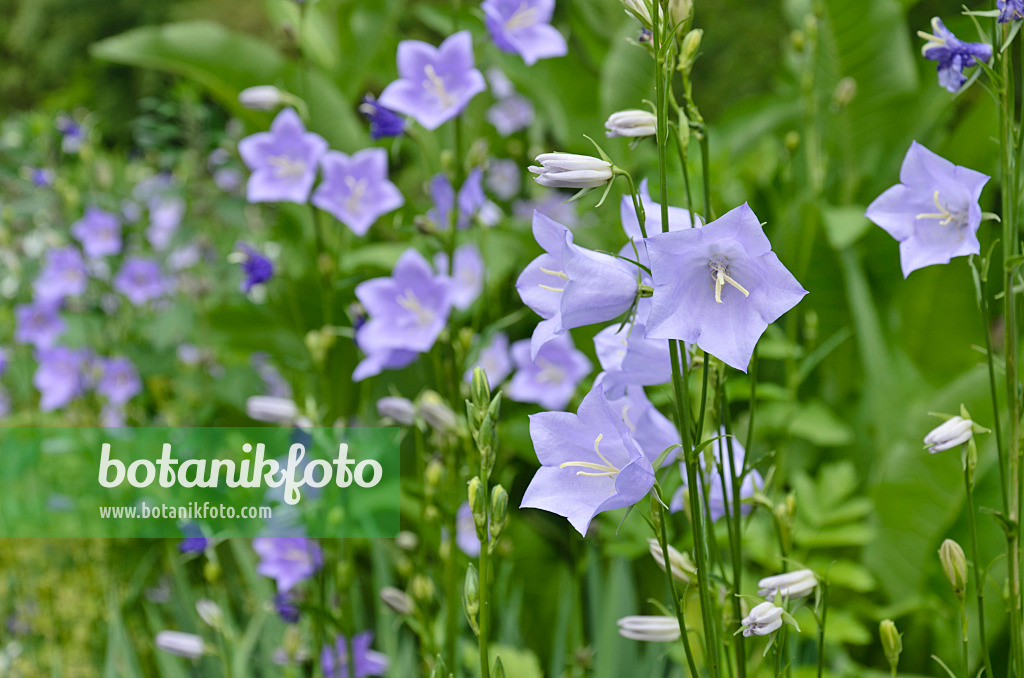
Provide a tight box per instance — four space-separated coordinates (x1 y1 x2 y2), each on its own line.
155 631 206 659
740 601 785 637
376 396 416 425
617 615 681 642
669 0 693 26
419 391 458 433
490 485 508 541
924 416 973 453
647 538 696 583
880 619 902 672
605 110 657 138
528 153 613 189
621 0 652 28
939 538 967 600
245 396 299 425
195 599 223 629
757 569 816 600
380 586 414 615
238 85 287 111
468 476 487 533
464 564 480 617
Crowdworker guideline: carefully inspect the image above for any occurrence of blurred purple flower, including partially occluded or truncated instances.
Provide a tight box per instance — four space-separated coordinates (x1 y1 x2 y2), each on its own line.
514 192 579 227
235 243 274 292
434 243 484 310
321 632 390 678
168 244 203 271
378 31 486 131
486 95 535 136
275 592 301 624
464 332 512 387
865 141 989 277
147 196 186 251
456 501 481 557
521 385 655 536
645 203 806 372
101 404 126 427
15 301 65 348
31 168 54 187
71 207 122 259
593 321 672 399
96 357 142 405
482 0 568 66
359 94 406 139
34 247 87 302
114 257 170 306
238 108 328 204
56 114 83 153
919 17 992 93
253 537 323 593
670 428 762 523
507 333 592 410
179 523 209 553
487 159 521 200
0 347 6 377
312 148 404 236
516 212 639 358
620 178 702 239
429 168 485 230
214 167 243 192
352 347 419 382
999 0 1024 22
34 346 87 412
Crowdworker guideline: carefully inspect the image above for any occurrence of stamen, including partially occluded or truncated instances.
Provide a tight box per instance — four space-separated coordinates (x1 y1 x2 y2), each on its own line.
504 3 540 30
537 284 565 292
396 289 436 326
916 190 966 228
710 258 750 304
345 176 367 214
423 64 453 108
267 155 308 180
559 433 622 478
540 267 570 281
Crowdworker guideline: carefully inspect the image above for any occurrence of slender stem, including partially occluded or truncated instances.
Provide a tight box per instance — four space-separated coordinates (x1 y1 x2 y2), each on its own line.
816 582 828 678
696 356 711 437
964 459 993 678
657 504 700 678
478 503 491 678
621 171 648 239
960 599 969 678
979 270 1008 515
721 384 747 678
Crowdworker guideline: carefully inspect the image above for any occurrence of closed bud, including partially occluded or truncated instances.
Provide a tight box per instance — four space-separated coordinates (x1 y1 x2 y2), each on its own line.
380 586 414 615
939 538 968 599
647 538 696 584
832 77 857 109
304 327 335 366
410 574 435 602
464 564 480 617
488 392 502 421
468 476 487 533
680 29 703 69
757 569 817 600
475 413 495 455
491 485 509 540
376 396 416 425
419 391 458 433
238 85 287 111
493 657 505 678
529 152 613 189
203 559 221 583
471 366 491 410
617 615 681 642
245 396 299 425
155 631 206 659
925 415 973 453
604 110 657 138
621 0 653 28
425 459 444 489
196 599 223 629
669 0 692 27
396 531 419 551
880 619 902 672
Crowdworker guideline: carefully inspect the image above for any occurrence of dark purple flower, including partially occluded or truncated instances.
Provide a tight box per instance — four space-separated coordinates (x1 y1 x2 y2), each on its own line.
321 632 389 678
521 385 655 536
378 31 486 131
34 346 87 412
147 196 185 251
275 592 301 624
238 108 328 204
593 321 672 399
486 95 535 136
71 207 122 258
865 141 989 277
34 247 87 302
31 168 54 187
56 114 83 153
114 257 170 306
311 148 404 236
179 523 209 553
670 428 762 523
507 333 592 410
434 243 484 310
96 357 141 405
999 0 1024 22
359 95 406 139
253 537 323 593
482 0 568 66
235 243 275 292
644 203 807 372
919 18 992 93
429 168 485 230
15 301 65 348
464 331 513 386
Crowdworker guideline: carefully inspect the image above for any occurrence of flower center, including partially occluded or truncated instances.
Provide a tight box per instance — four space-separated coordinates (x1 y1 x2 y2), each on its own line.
537 266 568 293
505 3 539 30
708 255 750 304
559 433 622 478
423 64 454 108
915 190 968 230
344 176 367 214
267 155 308 180
284 547 313 566
396 289 436 326
534 357 566 385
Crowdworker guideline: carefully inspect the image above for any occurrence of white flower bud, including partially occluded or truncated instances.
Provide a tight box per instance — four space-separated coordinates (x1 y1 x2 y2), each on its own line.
245 396 299 425
647 538 696 583
939 538 968 600
740 601 784 637
155 631 206 659
195 599 223 629
924 416 973 453
617 615 681 642
621 0 652 28
418 391 458 433
528 153 613 189
238 86 287 111
376 396 416 425
757 569 816 600
669 0 693 26
380 586 414 615
604 110 657 138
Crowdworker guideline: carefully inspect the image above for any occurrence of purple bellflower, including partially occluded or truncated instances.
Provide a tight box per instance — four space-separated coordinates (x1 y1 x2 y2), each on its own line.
114 257 170 306
71 207 122 259
378 31 486 131
670 429 762 523
15 301 65 348
999 0 1024 22
352 347 420 382
312 148 404 236
434 243 484 310
238 108 328 204
34 347 87 412
593 321 672 399
31 167 55 188
456 501 482 557
253 537 324 593
487 95 535 136
429 168 485 230
865 141 989 277
517 212 640 358
34 247 87 302
606 385 679 464
275 592 301 623
235 243 275 292
918 18 992 93
482 0 568 66
321 632 390 678
507 333 592 410
464 331 513 387
96 357 142 405
644 203 807 372
521 385 655 536
359 94 406 139
147 196 186 251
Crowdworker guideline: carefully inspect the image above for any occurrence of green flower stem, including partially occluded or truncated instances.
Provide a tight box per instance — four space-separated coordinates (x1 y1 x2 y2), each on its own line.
619 171 648 239
478 497 491 678
816 581 829 678
977 266 1008 515
963 459 993 678
721 383 747 678
655 493 700 678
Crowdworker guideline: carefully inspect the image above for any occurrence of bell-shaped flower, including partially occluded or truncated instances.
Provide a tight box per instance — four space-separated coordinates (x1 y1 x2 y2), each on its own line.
520 385 656 536
670 428 762 522
757 569 817 600
482 0 568 66
529 153 613 189
434 243 484 310
507 333 592 410
517 212 640 358
352 347 420 382
924 415 974 453
605 384 678 463
865 141 989 278
238 108 328 204
999 0 1024 23
918 18 992 93
428 168 485 230
594 321 672 399
378 31 486 131
312 148 404 236
740 602 786 637
464 332 513 387
645 203 806 371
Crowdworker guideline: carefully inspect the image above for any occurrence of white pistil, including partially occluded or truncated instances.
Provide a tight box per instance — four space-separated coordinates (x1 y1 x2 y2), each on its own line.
423 64 454 108
916 190 966 229
559 433 622 478
504 3 539 30
397 289 436 326
709 259 749 304
267 154 308 180
538 266 569 293
345 176 367 214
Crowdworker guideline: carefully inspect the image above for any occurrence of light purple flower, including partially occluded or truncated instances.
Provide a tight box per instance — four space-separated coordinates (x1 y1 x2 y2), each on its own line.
999 0 1024 22
15 301 65 348
34 347 87 412
465 332 513 386
521 385 655 536
321 631 389 678
645 203 807 372
919 17 992 93
486 95 535 136
456 501 481 557
253 537 323 593
429 168 485 230
607 385 679 464
434 243 484 310
507 333 592 410
214 167 243 192
114 257 170 306
620 178 702 239
514 192 579 227
482 0 568 66
31 168 55 187
96 357 142 405
71 207 122 259
312 148 404 236
147 196 186 251
516 212 639 358
594 322 672 399
670 428 762 523
352 347 420 382
0 347 6 378
487 159 522 200
378 31 486 131
238 108 328 203
34 247 87 302
865 141 989 278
